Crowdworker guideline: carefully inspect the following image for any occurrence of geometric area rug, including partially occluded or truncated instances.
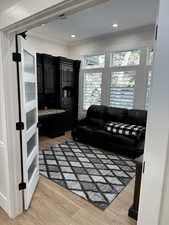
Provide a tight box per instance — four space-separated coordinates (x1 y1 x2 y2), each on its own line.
39 141 136 210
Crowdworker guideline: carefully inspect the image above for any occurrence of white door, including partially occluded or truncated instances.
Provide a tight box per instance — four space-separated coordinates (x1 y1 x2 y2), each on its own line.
18 36 39 210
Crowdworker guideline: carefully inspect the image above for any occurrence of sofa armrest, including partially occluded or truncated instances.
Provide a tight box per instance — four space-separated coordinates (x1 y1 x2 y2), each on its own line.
78 118 88 126
138 138 145 153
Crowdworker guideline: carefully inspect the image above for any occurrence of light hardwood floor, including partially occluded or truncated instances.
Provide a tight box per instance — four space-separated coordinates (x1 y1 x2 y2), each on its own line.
0 132 136 225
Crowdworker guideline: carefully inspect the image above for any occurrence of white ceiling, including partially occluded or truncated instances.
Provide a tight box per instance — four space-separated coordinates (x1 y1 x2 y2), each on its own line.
0 0 21 12
29 0 158 45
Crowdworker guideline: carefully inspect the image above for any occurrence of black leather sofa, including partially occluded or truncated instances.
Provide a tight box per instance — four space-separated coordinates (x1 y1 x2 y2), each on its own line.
72 105 147 158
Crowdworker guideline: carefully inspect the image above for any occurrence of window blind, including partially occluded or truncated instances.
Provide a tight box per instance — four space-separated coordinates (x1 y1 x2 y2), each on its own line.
110 71 135 109
83 72 102 110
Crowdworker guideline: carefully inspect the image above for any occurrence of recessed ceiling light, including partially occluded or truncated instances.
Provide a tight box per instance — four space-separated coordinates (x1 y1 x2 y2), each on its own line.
41 24 45 26
71 34 77 38
112 23 118 28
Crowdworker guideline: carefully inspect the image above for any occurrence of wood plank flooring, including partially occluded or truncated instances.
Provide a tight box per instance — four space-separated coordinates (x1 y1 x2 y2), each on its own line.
0 132 136 225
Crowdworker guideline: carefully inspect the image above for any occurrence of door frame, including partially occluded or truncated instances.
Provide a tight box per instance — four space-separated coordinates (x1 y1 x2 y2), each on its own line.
1 0 169 224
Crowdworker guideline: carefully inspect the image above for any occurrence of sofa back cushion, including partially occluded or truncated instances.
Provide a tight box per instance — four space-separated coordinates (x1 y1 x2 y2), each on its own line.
87 118 105 129
87 105 107 119
104 107 128 122
127 109 147 127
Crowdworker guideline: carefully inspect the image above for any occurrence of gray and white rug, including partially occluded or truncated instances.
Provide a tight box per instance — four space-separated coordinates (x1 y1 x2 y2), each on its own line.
39 141 136 210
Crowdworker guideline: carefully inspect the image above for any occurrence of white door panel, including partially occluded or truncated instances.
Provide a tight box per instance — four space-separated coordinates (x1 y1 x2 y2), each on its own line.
18 36 39 210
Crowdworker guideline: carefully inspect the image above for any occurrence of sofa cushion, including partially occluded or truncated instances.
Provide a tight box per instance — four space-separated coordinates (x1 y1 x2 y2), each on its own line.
87 117 105 129
109 134 138 147
127 109 147 126
74 125 94 139
104 122 145 139
93 129 113 140
87 105 107 119
104 107 128 122
93 129 137 147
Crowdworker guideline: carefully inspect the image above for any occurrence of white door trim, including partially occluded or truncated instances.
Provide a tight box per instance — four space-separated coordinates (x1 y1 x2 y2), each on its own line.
0 32 23 218
0 32 9 214
1 0 169 224
138 0 169 224
1 0 110 33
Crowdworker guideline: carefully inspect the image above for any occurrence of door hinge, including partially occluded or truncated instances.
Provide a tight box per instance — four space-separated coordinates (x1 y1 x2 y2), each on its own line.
155 25 158 41
19 182 26 190
12 52 21 62
142 161 145 173
16 122 24 131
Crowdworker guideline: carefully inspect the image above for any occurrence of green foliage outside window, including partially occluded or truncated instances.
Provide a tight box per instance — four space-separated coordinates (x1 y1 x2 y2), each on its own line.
112 50 140 67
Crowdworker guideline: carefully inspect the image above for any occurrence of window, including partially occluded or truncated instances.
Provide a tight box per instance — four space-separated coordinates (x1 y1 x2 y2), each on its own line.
111 50 140 67
110 71 136 109
83 72 102 110
83 54 105 69
82 54 105 110
147 48 154 65
81 48 151 112
109 49 139 109
145 71 152 110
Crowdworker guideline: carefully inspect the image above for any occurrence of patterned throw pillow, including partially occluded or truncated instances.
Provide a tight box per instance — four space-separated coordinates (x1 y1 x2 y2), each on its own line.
104 122 145 139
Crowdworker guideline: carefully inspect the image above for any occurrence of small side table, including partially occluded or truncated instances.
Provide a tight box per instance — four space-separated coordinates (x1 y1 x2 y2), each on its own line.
128 155 143 220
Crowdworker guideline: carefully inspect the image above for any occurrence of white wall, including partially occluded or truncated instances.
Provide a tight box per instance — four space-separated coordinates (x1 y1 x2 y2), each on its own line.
68 26 154 117
69 26 154 59
27 35 69 57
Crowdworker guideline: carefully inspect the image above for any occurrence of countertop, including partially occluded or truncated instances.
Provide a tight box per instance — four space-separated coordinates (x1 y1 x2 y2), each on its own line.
38 109 66 118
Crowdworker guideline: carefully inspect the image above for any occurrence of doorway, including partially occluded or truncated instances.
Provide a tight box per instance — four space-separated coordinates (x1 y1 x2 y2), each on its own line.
15 0 156 220
1 0 169 225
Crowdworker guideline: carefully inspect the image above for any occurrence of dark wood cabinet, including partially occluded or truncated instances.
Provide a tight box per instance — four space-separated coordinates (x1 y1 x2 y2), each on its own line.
37 54 45 109
55 58 74 108
43 55 56 94
37 54 81 131
37 54 43 95
55 57 80 130
38 110 66 138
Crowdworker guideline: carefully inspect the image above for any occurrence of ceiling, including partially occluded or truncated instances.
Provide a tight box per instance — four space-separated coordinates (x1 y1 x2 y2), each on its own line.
0 0 21 12
29 0 158 45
